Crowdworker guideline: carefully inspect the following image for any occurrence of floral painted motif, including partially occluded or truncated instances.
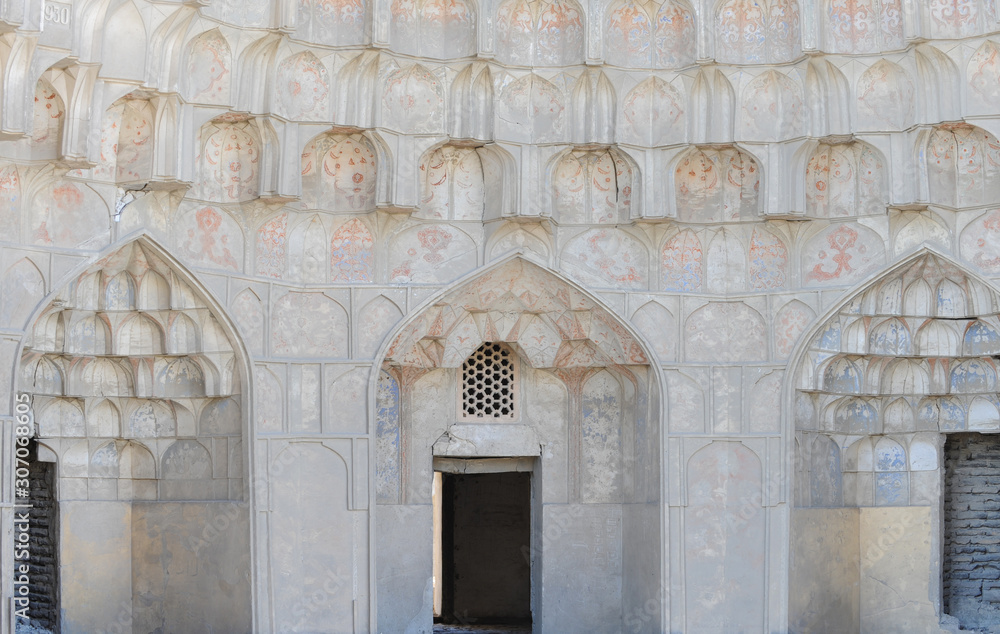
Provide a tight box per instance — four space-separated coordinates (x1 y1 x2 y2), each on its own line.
417 226 452 263
605 0 653 68
805 224 882 284
382 65 444 133
717 0 800 64
389 224 477 283
297 0 368 47
808 225 858 282
31 80 64 153
827 0 877 53
301 133 377 211
95 99 155 182
330 218 374 282
968 41 1000 111
675 147 760 222
391 0 476 57
826 0 903 53
655 0 696 67
806 141 885 217
496 0 585 66
928 0 981 38
927 124 1000 208
256 214 288 278
197 122 260 202
749 227 787 290
552 149 632 224
775 301 812 358
622 77 684 146
186 31 231 103
606 1 651 68
181 206 242 271
276 52 329 120
418 146 486 220
961 210 1000 274
562 229 646 289
31 181 108 249
767 0 800 62
717 0 766 63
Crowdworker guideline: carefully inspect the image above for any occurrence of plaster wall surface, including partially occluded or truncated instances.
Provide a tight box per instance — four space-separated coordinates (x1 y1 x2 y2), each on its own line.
789 508 860 634
860 507 942 633
2 0 1000 631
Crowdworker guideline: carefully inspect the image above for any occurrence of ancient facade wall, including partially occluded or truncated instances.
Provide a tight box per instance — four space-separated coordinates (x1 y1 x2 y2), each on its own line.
0 0 997 632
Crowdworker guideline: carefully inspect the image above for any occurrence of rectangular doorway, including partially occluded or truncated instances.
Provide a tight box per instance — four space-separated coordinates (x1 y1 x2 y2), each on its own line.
434 470 532 629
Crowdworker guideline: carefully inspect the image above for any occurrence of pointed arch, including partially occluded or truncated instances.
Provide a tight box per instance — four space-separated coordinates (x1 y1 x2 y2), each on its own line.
100 1 147 81
371 254 664 631
450 64 494 141
183 29 232 104
275 50 330 121
549 146 636 224
301 130 378 212
13 234 254 631
787 248 1000 512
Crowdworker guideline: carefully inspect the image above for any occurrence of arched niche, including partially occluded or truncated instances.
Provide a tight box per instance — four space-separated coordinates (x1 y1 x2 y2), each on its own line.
714 0 801 64
370 255 663 633
548 146 637 224
93 93 156 185
300 130 379 212
16 236 252 633
495 0 586 66
672 144 761 222
818 0 905 54
415 142 514 222
788 249 1000 632
604 0 695 70
191 115 263 203
924 123 1000 209
390 0 477 58
803 139 888 218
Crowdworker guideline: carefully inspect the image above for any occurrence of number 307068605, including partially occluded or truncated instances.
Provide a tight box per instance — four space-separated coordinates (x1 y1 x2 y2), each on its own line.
44 3 71 26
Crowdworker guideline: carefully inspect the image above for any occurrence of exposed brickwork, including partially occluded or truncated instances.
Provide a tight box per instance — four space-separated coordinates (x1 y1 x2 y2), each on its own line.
20 440 58 632
943 433 1000 630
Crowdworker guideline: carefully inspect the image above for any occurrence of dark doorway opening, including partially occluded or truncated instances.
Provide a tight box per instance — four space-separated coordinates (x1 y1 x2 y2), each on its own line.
436 471 531 630
943 433 1000 630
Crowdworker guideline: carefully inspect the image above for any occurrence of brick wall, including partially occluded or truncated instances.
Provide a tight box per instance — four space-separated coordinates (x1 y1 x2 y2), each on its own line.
943 433 1000 629
20 441 58 632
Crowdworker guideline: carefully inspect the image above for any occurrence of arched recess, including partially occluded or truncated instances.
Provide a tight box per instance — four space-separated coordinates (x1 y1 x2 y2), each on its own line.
548 146 637 224
415 141 514 221
787 249 1000 632
369 254 664 633
15 236 253 633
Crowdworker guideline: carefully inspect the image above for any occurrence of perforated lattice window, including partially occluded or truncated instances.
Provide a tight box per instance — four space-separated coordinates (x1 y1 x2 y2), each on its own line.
461 343 516 419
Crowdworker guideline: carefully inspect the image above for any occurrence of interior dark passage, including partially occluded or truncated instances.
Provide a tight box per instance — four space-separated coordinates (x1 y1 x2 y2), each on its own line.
438 471 531 627
943 433 1000 631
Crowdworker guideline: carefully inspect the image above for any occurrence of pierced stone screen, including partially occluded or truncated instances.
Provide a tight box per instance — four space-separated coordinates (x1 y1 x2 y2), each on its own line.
461 343 516 419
